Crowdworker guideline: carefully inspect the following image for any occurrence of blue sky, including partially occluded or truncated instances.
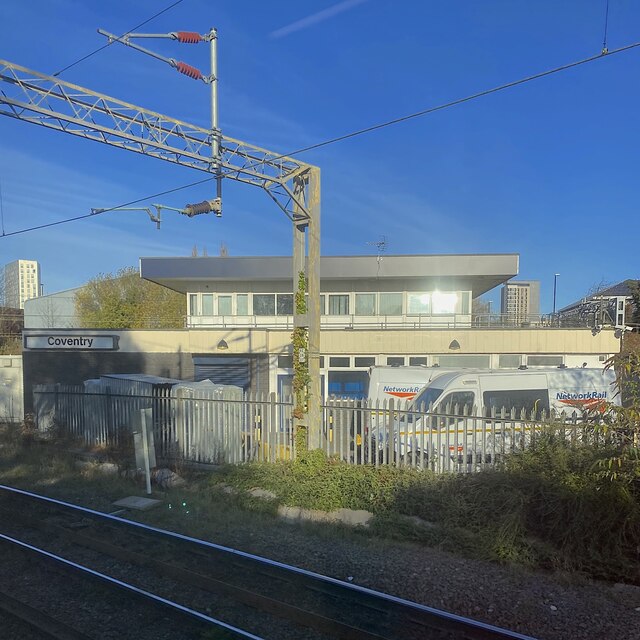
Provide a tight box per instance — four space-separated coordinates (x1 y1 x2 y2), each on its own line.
0 0 638 312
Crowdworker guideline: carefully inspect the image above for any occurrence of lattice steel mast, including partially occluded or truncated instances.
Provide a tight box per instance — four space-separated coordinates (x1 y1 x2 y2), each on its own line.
0 31 322 446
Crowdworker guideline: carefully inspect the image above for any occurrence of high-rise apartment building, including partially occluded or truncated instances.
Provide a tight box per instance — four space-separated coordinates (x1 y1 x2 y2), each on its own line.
500 280 540 324
4 259 41 309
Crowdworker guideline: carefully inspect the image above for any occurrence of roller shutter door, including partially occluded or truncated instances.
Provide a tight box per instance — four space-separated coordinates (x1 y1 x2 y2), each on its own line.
193 356 250 389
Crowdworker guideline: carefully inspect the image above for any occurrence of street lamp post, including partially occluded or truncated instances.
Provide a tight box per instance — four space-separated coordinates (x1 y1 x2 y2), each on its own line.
553 273 560 326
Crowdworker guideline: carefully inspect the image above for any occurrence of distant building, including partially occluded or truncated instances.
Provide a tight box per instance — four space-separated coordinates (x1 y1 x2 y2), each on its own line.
23 286 83 328
558 280 638 329
4 259 41 309
500 280 540 324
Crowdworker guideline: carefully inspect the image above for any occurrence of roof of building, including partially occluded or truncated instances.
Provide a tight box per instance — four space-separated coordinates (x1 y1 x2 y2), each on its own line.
139 254 519 297
559 279 638 313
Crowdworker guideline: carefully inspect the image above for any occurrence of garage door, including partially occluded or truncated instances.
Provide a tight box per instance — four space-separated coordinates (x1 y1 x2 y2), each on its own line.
193 356 250 389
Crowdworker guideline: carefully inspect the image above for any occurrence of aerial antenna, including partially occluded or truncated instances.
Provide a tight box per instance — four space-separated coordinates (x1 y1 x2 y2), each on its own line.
366 235 387 277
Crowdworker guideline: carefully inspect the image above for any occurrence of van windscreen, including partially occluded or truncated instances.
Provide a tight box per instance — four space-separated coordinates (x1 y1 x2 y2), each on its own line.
412 387 444 409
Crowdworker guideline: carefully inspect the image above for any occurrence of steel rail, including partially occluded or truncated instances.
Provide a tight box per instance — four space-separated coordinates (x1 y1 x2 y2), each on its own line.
0 531 264 640
6 508 388 640
0 589 91 640
0 484 538 640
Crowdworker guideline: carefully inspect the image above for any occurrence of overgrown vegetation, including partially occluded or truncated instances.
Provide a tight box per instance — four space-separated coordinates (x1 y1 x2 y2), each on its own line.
75 266 185 329
291 271 309 422
215 349 640 583
215 438 640 583
0 306 23 354
2 340 639 585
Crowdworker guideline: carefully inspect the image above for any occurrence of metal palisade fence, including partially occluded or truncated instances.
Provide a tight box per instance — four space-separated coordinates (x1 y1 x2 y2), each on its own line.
33 384 296 465
322 397 611 473
33 385 609 472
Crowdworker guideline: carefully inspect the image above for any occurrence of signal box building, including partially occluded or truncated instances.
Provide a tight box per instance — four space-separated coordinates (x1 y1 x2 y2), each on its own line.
20 254 619 411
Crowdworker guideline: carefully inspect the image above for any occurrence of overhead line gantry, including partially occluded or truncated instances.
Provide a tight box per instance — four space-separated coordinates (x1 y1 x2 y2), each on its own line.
0 28 322 446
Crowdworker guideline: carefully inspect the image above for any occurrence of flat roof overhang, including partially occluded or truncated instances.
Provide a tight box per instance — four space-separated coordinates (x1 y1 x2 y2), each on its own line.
140 254 519 298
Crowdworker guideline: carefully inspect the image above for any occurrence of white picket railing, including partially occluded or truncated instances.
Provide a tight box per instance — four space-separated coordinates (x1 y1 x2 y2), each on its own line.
33 385 612 472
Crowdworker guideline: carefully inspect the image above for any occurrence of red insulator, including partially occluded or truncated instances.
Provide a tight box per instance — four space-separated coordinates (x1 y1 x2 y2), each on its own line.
176 31 202 44
176 61 202 80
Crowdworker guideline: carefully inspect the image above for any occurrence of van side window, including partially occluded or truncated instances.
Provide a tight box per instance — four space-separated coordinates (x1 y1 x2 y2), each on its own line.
482 389 550 417
439 391 475 414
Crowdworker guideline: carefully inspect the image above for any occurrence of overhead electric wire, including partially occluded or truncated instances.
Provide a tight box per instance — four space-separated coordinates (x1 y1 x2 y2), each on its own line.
3 39 640 239
602 0 611 54
274 40 640 160
0 177 213 238
53 0 185 77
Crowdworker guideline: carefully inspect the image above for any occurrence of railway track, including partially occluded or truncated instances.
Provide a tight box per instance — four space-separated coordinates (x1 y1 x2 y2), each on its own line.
0 531 263 640
0 484 538 640
0 586 92 640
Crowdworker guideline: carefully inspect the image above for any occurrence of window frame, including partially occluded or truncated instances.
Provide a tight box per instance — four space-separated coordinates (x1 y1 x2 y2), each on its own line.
218 295 232 316
407 292 431 315
354 293 376 316
328 294 350 316
253 293 276 316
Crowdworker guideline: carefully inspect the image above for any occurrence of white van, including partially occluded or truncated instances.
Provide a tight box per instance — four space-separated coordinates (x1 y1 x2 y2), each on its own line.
409 367 618 417
367 365 457 432
367 365 447 405
384 368 619 466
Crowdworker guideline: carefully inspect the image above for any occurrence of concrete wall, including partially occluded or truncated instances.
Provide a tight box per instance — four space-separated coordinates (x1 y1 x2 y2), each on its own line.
21 327 619 413
27 327 611 356
21 335 270 413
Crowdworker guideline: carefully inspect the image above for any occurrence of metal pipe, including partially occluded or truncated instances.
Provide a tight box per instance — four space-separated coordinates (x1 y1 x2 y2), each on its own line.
210 27 222 203
125 33 178 39
97 29 173 66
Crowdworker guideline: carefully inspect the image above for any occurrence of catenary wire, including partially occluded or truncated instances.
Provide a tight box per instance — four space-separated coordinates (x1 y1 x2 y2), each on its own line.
267 40 640 161
53 0 186 77
602 0 611 54
3 39 640 238
0 177 213 238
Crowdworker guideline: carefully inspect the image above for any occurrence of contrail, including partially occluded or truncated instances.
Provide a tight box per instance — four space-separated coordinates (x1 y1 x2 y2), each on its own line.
269 0 368 39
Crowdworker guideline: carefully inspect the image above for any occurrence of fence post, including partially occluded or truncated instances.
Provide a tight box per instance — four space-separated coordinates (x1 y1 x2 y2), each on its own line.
269 392 277 462
54 385 59 427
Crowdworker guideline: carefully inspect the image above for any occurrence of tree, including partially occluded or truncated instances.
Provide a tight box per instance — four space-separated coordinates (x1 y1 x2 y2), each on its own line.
0 307 23 354
75 267 185 329
628 280 640 327
472 297 492 325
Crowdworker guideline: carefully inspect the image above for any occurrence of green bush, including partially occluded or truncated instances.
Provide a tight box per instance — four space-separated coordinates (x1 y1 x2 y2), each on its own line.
394 435 640 581
214 438 640 583
216 449 423 513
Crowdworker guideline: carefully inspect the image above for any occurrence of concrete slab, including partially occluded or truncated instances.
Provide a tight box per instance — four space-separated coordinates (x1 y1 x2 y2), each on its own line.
112 496 162 511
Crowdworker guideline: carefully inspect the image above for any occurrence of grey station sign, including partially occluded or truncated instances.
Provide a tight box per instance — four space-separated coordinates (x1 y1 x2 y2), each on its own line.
24 335 119 350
